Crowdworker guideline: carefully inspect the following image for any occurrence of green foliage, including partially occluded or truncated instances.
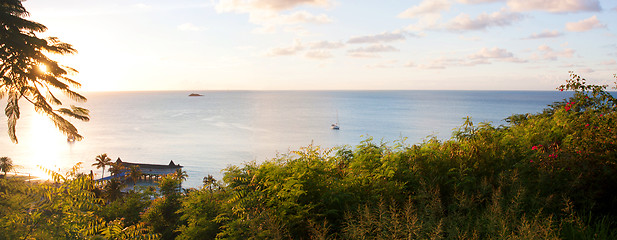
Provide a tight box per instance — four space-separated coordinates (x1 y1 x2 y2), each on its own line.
176 187 224 240
141 174 185 240
0 163 159 239
194 73 617 239
100 187 154 226
1 73 616 239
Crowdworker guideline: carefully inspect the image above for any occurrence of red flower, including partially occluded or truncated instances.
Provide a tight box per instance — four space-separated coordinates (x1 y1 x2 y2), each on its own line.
530 160 534 163
585 124 590 127
560 88 564 92
532 146 538 150
565 105 571 111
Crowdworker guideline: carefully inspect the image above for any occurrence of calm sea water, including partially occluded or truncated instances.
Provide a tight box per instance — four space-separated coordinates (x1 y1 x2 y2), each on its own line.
0 91 573 188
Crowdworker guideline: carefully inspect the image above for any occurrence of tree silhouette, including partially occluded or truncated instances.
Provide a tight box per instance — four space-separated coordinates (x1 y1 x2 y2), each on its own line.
92 154 111 179
0 156 13 177
0 0 89 143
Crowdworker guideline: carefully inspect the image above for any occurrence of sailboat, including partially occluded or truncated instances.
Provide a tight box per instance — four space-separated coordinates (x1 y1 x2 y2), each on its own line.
331 111 340 130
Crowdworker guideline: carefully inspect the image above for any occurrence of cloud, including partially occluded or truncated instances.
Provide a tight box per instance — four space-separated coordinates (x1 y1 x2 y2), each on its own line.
217 0 332 12
398 0 450 19
308 41 345 49
577 68 594 73
365 60 399 68
446 8 524 31
418 48 526 70
216 0 333 34
249 10 333 33
405 61 416 67
524 30 563 39
177 23 206 32
534 44 575 60
566 15 606 32
507 0 601 13
347 31 409 44
348 44 399 53
403 14 443 31
273 11 332 24
305 50 333 59
347 52 379 58
602 59 616 65
419 57 462 69
266 39 304 56
468 47 526 63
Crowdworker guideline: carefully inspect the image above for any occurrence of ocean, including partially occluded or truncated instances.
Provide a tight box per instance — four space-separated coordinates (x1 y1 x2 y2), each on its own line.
0 90 573 188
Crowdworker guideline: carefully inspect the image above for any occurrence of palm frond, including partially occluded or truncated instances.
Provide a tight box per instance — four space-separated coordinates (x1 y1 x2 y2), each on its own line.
4 92 20 143
58 105 90 122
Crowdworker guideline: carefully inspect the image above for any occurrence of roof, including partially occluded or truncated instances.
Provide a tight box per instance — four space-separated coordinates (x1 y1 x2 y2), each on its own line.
115 158 183 170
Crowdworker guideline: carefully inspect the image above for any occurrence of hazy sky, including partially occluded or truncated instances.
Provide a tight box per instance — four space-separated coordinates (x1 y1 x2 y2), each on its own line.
23 0 617 91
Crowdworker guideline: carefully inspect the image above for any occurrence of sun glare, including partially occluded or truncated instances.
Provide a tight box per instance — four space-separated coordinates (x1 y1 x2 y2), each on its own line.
38 64 47 73
24 113 69 181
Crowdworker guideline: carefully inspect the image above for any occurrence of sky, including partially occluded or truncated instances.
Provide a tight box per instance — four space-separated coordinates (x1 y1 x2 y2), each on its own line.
22 0 617 91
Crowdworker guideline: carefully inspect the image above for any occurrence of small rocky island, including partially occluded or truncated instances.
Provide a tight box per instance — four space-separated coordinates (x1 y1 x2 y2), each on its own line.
188 93 203 97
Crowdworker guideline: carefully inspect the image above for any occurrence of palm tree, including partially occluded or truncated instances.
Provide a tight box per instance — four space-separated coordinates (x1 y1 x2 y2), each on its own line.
92 154 111 178
0 157 13 178
0 0 89 143
173 169 188 182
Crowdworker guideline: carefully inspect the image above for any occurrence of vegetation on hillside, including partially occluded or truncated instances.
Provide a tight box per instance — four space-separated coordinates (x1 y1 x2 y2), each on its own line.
1 72 616 239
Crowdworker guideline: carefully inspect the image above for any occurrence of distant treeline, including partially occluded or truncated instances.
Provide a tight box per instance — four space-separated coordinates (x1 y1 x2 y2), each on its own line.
1 73 616 239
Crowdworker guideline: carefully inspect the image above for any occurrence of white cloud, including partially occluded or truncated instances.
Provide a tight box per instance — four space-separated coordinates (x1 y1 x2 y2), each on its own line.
347 31 409 44
447 8 524 31
177 23 206 32
308 41 345 49
577 68 594 73
348 44 399 53
217 0 332 12
216 0 333 34
366 60 399 68
602 59 616 65
305 50 333 59
404 14 443 31
248 10 332 33
347 52 379 58
524 30 562 39
508 0 601 13
419 48 526 70
534 44 575 60
405 61 416 67
266 39 304 56
566 15 606 32
398 0 450 19
274 11 332 24
419 57 462 69
459 35 482 41
468 47 526 62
